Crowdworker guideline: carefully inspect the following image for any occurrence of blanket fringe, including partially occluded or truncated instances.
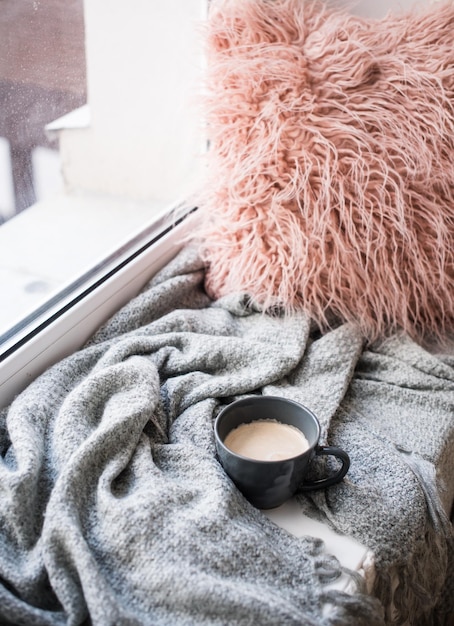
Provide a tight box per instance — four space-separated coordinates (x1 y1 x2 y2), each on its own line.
372 450 454 625
319 588 385 626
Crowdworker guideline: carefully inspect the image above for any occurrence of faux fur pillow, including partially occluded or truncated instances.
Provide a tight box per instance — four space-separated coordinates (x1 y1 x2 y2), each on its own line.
193 0 454 341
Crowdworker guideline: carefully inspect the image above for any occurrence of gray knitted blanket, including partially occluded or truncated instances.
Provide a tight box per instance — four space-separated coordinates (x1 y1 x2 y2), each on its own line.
1 246 453 626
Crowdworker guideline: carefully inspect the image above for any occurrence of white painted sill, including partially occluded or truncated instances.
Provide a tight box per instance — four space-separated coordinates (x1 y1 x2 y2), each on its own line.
0 194 195 408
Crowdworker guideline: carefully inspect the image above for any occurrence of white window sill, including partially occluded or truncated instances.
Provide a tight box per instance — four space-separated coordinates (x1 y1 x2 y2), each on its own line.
0 191 166 336
0 193 195 407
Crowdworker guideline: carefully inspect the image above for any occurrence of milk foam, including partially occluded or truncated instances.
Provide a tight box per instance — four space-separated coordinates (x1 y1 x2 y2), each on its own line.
224 419 309 461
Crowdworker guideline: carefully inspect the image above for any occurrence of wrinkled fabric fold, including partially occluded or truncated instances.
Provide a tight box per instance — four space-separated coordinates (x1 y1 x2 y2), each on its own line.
1 246 453 625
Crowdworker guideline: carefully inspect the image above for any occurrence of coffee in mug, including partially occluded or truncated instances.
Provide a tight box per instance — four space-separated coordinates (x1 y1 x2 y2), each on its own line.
214 396 350 509
224 419 309 461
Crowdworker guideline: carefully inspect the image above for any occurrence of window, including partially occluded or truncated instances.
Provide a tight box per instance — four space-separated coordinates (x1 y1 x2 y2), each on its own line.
0 0 206 407
0 0 87 217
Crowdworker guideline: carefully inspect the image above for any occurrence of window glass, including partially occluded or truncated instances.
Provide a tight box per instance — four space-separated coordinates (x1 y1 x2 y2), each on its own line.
0 0 87 216
0 0 206 355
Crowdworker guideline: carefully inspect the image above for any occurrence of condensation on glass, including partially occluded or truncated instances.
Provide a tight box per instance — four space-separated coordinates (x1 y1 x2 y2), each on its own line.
0 0 87 220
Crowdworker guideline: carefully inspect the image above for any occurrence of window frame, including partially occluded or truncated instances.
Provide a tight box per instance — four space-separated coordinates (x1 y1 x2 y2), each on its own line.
0 206 197 409
0 0 208 408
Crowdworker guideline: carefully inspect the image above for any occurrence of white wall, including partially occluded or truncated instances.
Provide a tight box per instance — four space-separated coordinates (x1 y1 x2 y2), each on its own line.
59 0 206 206
0 138 14 219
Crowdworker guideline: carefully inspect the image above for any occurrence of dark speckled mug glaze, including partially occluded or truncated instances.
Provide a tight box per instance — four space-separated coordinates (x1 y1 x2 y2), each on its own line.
214 396 350 509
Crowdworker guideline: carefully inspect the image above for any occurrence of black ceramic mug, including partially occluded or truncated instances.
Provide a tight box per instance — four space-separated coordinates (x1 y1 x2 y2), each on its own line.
214 395 350 509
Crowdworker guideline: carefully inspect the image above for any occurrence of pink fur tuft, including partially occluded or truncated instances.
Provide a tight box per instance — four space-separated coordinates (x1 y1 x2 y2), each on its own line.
193 0 454 342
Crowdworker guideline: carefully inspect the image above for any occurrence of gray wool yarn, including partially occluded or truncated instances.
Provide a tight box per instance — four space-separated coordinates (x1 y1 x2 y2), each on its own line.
1 246 453 626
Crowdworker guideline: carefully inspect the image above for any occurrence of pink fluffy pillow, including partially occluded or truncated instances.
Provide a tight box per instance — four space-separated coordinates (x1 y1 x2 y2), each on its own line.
193 0 454 341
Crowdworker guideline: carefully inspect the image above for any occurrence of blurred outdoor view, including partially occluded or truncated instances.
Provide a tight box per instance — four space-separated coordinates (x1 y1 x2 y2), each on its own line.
0 0 206 342
0 0 86 223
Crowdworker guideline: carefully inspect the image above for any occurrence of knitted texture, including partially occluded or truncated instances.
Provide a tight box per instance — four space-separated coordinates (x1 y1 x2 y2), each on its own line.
192 0 454 342
1 247 453 625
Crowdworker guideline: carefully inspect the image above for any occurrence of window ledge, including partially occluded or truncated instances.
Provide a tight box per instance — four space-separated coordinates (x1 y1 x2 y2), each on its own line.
0 192 195 407
45 104 91 138
0 191 169 336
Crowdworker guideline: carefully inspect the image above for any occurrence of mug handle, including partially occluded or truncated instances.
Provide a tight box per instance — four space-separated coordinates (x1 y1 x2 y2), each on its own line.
299 445 350 491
